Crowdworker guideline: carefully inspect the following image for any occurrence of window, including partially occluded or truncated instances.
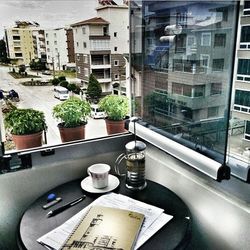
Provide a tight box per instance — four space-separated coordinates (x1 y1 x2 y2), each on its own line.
83 42 87 48
76 42 79 47
201 32 211 46
237 59 250 75
46 41 49 45
114 60 119 66
211 82 222 95
130 0 238 180
240 26 250 43
200 54 210 69
76 54 80 61
208 107 219 118
114 32 117 37
193 85 205 97
77 66 81 73
214 34 226 47
54 33 57 38
212 59 224 71
84 68 88 76
83 55 88 63
54 41 57 45
82 27 86 34
114 74 119 80
234 89 250 107
114 47 118 51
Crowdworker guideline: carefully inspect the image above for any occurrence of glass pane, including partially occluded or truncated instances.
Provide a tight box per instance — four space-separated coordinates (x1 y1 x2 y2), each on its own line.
0 1 129 153
130 0 238 162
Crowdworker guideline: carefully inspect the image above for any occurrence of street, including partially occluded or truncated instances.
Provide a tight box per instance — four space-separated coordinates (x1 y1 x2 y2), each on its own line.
0 66 107 148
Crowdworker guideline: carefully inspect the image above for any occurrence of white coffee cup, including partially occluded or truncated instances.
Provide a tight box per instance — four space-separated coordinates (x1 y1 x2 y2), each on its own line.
87 163 110 189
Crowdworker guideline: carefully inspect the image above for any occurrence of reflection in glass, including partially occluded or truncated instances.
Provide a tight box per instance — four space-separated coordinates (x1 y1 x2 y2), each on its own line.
130 1 238 163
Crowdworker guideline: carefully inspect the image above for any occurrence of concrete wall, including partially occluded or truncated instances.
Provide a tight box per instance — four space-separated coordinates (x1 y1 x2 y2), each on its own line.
0 134 249 249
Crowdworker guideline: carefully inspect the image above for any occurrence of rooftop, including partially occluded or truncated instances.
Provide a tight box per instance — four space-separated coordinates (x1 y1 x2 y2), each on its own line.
71 17 109 27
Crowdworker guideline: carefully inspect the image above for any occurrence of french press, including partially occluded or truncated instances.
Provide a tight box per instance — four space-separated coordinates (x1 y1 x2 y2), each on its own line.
114 118 147 190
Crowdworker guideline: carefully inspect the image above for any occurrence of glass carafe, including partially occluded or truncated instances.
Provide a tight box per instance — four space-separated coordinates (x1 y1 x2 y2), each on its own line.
115 140 147 190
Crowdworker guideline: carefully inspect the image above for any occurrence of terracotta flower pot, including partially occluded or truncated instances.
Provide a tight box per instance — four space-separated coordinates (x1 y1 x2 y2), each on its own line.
105 119 126 135
58 124 86 142
12 131 43 150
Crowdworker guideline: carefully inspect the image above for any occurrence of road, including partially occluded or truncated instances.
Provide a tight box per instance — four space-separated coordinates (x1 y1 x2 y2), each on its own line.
0 66 107 148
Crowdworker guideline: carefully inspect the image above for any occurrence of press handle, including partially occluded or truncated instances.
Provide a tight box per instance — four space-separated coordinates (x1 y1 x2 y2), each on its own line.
114 153 126 176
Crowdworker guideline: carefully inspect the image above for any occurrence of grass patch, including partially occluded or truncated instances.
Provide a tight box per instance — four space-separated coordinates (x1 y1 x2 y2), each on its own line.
55 70 76 79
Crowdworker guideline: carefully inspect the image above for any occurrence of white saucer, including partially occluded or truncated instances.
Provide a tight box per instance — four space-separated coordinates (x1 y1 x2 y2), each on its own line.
81 174 120 193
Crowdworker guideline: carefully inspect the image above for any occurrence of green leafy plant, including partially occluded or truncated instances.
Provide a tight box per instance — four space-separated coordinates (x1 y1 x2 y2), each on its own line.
53 96 91 128
4 107 47 135
99 94 129 121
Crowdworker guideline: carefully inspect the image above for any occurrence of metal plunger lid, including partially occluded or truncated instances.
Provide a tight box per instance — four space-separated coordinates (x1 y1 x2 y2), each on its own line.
125 140 146 153
125 117 146 152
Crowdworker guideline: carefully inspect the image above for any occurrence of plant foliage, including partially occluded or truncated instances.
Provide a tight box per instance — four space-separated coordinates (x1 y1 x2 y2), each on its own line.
87 73 102 99
4 108 47 135
53 96 91 128
99 94 129 121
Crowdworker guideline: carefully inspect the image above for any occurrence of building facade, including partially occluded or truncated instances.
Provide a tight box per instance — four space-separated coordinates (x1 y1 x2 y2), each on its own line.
5 21 40 65
232 0 250 145
71 3 129 94
45 28 72 71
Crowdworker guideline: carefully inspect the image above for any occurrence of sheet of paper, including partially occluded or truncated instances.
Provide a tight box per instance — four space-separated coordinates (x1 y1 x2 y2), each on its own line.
37 192 173 250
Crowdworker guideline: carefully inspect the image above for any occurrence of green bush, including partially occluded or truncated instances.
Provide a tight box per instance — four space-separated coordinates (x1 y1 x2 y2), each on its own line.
51 78 60 86
58 76 66 82
60 80 69 89
53 96 91 128
99 95 129 121
67 83 77 92
4 108 47 135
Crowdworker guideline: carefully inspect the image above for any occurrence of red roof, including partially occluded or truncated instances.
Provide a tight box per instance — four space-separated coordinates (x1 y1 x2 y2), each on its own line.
71 17 109 27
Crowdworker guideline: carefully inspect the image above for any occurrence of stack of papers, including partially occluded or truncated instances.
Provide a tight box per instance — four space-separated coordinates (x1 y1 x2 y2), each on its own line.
37 192 173 249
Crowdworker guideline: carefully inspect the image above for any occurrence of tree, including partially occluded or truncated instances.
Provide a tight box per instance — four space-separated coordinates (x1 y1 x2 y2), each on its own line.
0 39 10 64
29 59 46 70
86 73 102 100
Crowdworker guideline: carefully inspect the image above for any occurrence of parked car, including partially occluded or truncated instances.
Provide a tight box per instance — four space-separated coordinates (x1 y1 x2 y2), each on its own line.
7 89 19 102
42 70 52 75
90 104 106 119
54 86 69 100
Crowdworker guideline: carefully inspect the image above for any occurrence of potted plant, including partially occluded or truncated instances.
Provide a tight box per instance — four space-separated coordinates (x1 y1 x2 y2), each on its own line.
99 94 129 135
4 107 47 150
52 96 91 142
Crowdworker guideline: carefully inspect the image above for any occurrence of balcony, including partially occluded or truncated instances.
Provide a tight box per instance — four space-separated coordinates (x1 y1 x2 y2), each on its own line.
95 76 111 83
90 39 110 51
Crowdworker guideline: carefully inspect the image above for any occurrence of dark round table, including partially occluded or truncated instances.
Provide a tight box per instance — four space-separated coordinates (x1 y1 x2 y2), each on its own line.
18 178 192 250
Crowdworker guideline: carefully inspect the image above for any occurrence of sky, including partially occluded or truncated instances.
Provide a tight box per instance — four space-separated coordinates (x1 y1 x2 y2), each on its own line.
0 0 123 38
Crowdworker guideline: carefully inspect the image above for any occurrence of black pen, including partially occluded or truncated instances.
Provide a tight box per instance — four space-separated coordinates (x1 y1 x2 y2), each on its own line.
47 195 86 217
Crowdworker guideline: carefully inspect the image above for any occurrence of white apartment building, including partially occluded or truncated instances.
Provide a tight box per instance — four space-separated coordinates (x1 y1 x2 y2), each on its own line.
71 3 129 94
32 29 46 63
45 28 69 71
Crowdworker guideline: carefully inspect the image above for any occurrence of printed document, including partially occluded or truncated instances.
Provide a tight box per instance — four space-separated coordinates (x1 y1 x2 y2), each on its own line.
37 192 173 249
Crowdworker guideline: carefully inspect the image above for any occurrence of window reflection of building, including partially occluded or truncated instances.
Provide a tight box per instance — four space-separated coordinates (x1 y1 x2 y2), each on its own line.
133 1 237 156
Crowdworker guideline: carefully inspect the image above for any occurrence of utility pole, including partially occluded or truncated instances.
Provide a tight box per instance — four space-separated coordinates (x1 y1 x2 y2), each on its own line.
52 57 55 79
57 52 60 71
